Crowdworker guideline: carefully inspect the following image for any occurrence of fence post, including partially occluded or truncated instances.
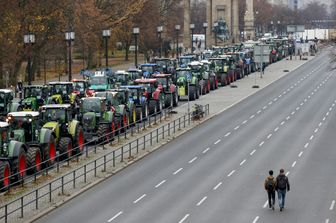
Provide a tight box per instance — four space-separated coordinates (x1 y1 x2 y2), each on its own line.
113 150 115 167
84 165 87 183
21 196 24 218
150 132 153 146
5 205 7 223
57 160 59 173
156 129 159 142
36 190 38 210
62 176 64 193
168 123 170 136
86 145 88 158
121 146 124 162
94 140 97 154
184 115 186 128
178 117 181 130
94 160 97 177
162 126 164 139
49 182 52 202
174 120 176 133
160 110 162 122
104 155 106 172
188 113 191 125
143 135 146 150
136 138 139 154
129 143 131 159
73 171 75 189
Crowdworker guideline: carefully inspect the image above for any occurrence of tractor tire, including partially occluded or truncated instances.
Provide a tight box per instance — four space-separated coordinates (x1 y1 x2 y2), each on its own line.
157 100 163 113
59 137 72 160
206 80 210 93
165 93 173 108
210 77 215 90
121 112 128 133
136 107 143 123
196 86 200 99
148 100 157 115
114 116 122 136
45 134 56 166
221 74 227 86
98 123 111 143
173 92 178 107
0 161 11 190
189 85 196 101
130 107 137 127
142 104 149 120
27 146 42 174
12 146 27 181
74 126 84 155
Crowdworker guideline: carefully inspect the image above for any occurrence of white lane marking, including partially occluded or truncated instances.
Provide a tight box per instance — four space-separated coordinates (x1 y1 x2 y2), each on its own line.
329 107 333 111
259 141 265 147
300 102 304 106
189 157 198 164
267 134 272 139
225 132 231 137
179 214 190 223
213 182 222 190
286 171 290 176
296 107 300 111
291 111 295 115
263 106 267 110
304 143 309 149
326 112 330 116
257 110 261 114
196 196 208 206
227 170 236 177
263 200 268 208
240 159 247 166
268 101 273 105
108 211 123 222
314 128 319 133
280 121 285 126
323 117 326 121
133 194 146 204
310 135 314 140
279 94 282 98
286 116 290 120
308 95 311 99
250 149 256 155
330 200 335 210
234 126 240 130
253 216 260 223
274 127 279 132
292 161 297 167
202 147 210 154
214 139 221 144
242 120 248 124
173 168 183 175
325 219 330 223
250 115 255 119
319 122 322 127
298 151 303 157
155 180 166 188
304 99 307 102
273 98 278 102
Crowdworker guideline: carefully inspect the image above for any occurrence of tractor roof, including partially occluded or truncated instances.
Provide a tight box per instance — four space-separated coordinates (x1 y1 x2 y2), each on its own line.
140 63 157 67
176 67 191 71
24 85 45 88
0 122 9 128
200 60 211 64
115 70 128 74
72 79 87 82
120 85 144 89
41 104 72 109
134 78 157 84
49 81 73 85
152 73 172 78
128 68 142 72
0 89 13 94
8 111 39 117
82 96 105 101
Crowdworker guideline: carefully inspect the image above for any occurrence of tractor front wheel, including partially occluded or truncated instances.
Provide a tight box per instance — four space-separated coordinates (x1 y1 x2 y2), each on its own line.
59 137 72 160
98 124 110 143
75 126 84 155
45 134 56 166
0 161 11 190
27 147 42 174
12 147 27 181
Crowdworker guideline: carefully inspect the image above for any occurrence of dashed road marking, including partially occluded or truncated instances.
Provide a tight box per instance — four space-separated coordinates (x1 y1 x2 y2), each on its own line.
257 110 261 114
234 126 240 130
300 102 304 106
213 182 222 190
240 159 247 166
310 135 314 140
214 139 221 145
292 161 297 167
267 134 272 139
308 95 311 99
304 143 309 149
291 111 295 115
263 200 268 208
252 216 260 223
268 101 273 105
298 151 303 157
326 112 330 116
225 132 231 137
259 141 265 146
179 214 190 223
330 200 335 210
314 128 319 133
189 157 198 164
304 99 307 102
227 170 236 177
202 148 210 154
296 107 300 110
323 117 326 121
155 180 166 188
325 219 330 223
108 211 123 222
286 171 290 176
286 116 290 120
173 168 183 175
250 115 255 119
242 120 248 124
280 121 285 126
196 196 208 206
250 149 256 155
274 127 279 132
319 122 322 127
273 98 278 102
133 194 146 204
263 106 267 110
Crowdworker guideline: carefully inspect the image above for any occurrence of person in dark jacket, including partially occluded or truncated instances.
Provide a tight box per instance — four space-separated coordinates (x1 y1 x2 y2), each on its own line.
276 169 290 211
264 170 276 210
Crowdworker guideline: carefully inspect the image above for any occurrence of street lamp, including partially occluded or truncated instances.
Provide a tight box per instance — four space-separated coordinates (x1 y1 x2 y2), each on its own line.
203 22 208 50
24 33 35 85
133 27 140 67
214 22 219 46
270 21 274 35
190 24 195 53
277 21 281 36
157 26 163 58
102 29 111 67
175 25 180 59
65 31 75 81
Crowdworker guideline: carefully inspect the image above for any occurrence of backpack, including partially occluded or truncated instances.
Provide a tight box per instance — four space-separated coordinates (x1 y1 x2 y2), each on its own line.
266 178 275 190
277 176 287 190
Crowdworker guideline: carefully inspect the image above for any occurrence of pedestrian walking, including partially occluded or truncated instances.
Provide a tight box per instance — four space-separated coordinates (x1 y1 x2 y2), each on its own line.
276 169 290 211
264 170 276 210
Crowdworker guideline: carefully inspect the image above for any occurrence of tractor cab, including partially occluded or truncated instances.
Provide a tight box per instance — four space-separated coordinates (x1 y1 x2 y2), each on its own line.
47 82 76 105
0 90 15 116
140 64 160 78
134 79 158 99
178 55 197 68
40 104 73 125
22 85 48 111
127 68 143 83
153 58 176 74
72 79 90 98
113 70 130 86
88 70 114 93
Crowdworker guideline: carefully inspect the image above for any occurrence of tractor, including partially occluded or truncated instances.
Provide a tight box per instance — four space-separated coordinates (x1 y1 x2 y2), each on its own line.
88 70 114 94
0 122 28 189
0 89 22 120
120 85 149 122
178 55 198 68
72 79 90 98
113 70 131 86
152 73 178 107
201 60 218 90
79 97 115 142
209 56 236 86
139 64 160 78
175 68 199 101
153 58 176 74
40 104 84 159
21 85 49 111
127 68 143 84
134 79 165 115
188 61 210 95
6 112 56 173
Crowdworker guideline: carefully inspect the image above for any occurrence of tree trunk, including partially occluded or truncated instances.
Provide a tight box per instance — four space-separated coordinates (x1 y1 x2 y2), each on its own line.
125 44 130 61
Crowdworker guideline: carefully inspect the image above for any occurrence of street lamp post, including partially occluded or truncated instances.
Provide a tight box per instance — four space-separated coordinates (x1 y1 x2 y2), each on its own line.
190 24 195 53
157 26 163 58
133 27 140 67
24 33 35 85
203 22 208 50
214 22 218 46
175 25 180 59
102 29 111 67
277 21 281 36
270 21 274 35
65 31 75 81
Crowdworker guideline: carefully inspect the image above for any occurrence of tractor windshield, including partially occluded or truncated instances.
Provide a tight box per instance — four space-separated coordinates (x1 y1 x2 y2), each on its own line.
24 87 42 99
73 82 85 92
50 84 71 95
128 71 141 80
90 76 108 85
115 74 127 83
82 99 101 113
176 70 189 79
179 58 192 66
141 66 155 74
0 92 5 106
42 108 67 122
156 78 168 87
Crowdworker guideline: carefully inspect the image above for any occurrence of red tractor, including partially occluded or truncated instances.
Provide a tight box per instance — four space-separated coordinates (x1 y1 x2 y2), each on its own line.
151 73 178 107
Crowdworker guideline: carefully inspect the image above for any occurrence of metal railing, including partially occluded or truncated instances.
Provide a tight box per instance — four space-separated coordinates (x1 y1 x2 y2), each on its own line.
0 104 209 223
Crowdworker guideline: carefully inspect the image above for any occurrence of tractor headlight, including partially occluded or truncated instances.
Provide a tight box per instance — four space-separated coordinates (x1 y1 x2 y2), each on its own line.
3 143 7 153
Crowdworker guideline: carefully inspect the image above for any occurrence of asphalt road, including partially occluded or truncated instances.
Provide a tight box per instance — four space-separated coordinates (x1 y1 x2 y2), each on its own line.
35 49 336 223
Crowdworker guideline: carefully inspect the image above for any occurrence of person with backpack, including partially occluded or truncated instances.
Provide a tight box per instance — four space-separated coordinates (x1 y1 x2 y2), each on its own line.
276 169 290 211
264 170 276 210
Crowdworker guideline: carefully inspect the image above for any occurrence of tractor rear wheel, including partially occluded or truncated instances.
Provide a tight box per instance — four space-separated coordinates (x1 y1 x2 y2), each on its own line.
148 100 157 115
75 126 84 155
189 85 196 101
165 93 173 108
0 161 11 190
27 146 42 174
98 123 111 143
45 134 56 166
221 74 226 86
12 147 27 181
136 107 143 123
210 77 215 90
173 92 178 107
59 137 72 160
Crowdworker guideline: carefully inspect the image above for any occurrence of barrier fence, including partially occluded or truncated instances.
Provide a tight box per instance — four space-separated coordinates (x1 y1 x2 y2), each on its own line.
0 104 209 223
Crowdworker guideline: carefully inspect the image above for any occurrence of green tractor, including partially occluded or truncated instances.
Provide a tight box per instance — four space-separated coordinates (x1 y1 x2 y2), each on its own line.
21 85 49 111
188 61 210 95
175 68 199 101
0 122 28 189
40 104 84 159
113 70 131 86
0 89 22 120
209 56 236 86
79 97 115 142
6 112 56 173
